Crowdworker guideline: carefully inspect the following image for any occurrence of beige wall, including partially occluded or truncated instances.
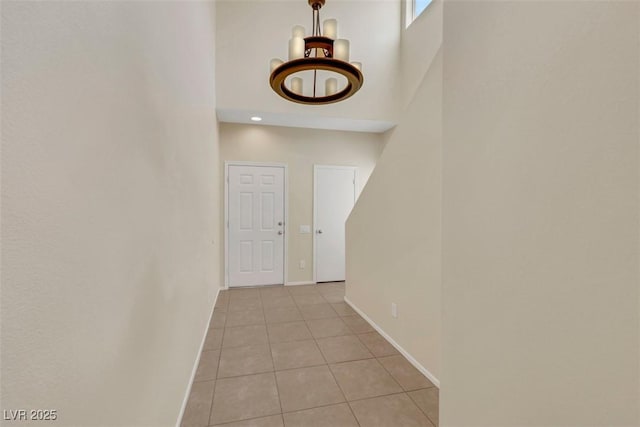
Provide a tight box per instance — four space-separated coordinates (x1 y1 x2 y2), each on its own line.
219 123 383 285
1 2 220 426
400 0 442 108
441 1 639 425
345 50 442 382
344 1 442 383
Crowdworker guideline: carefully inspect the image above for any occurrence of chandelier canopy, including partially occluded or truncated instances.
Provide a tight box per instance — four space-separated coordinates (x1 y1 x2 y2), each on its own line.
269 0 364 105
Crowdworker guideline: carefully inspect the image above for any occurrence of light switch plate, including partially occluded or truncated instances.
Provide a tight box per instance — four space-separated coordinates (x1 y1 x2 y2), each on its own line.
299 225 311 234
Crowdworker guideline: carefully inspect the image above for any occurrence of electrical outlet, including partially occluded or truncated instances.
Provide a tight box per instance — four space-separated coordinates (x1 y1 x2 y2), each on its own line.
391 303 398 318
299 260 306 269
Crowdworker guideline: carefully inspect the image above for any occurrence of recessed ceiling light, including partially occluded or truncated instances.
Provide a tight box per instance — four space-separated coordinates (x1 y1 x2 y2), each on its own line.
250 116 262 122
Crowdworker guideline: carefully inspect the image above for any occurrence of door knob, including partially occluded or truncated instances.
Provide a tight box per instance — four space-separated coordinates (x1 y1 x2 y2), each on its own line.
278 221 283 226
316 229 323 234
278 230 283 235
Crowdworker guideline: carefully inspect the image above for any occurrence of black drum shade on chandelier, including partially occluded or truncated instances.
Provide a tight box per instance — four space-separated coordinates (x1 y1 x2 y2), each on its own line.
269 0 364 105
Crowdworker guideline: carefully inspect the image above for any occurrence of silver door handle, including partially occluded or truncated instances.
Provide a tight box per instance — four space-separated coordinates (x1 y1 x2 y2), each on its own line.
316 229 323 234
278 230 283 235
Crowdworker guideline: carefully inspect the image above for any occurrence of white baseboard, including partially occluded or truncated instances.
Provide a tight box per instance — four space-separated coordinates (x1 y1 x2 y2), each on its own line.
285 281 316 286
343 296 440 388
176 286 221 427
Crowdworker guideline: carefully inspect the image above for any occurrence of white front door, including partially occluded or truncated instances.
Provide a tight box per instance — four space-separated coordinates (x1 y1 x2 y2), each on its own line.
314 165 357 283
227 165 285 287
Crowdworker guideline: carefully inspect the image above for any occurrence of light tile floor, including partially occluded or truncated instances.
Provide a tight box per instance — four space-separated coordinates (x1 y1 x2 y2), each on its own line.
181 283 438 427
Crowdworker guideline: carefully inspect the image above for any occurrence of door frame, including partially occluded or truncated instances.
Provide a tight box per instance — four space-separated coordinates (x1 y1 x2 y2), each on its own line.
313 164 358 283
224 161 289 289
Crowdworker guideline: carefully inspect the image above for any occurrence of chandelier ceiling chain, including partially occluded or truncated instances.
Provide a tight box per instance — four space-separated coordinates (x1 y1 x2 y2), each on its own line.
269 0 364 105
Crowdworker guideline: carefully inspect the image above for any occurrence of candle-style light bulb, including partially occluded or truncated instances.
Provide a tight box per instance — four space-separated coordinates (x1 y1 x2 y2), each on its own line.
334 39 350 62
292 25 305 39
325 78 338 96
350 61 362 72
288 37 305 60
270 58 283 73
323 19 337 39
291 77 303 95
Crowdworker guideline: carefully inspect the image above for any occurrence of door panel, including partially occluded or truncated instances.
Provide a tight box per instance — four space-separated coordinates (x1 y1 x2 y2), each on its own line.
228 165 285 287
314 166 356 283
239 241 253 272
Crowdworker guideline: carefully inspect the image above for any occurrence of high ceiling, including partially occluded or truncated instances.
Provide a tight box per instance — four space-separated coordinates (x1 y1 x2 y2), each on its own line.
215 0 402 133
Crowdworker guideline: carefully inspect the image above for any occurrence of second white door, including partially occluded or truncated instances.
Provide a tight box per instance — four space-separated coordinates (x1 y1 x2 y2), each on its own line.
314 165 357 283
227 164 285 287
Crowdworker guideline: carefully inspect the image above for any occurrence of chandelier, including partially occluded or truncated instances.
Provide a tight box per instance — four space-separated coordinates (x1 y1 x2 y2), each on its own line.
269 0 364 105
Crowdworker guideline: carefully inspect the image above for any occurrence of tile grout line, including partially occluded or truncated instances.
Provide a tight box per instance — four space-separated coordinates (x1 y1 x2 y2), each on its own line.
347 389 414 404
192 349 220 384
208 412 283 427
260 290 285 420
207 290 229 426
344 296 440 388
332 356 405 397
285 284 361 426
210 354 428 384
406 390 438 427
313 290 427 425
344 312 433 390
354 331 401 358
375 353 437 392
216 318 274 378
207 379 217 427
213 291 270 425
313 288 362 427
177 287 222 427
377 354 413 393
212 295 282 425
288 285 340 412
210 285 385 426
346 390 431 426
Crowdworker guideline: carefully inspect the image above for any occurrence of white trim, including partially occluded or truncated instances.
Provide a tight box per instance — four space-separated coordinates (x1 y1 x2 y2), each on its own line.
176 286 221 427
405 0 433 28
224 161 289 288
404 0 414 28
285 281 316 286
343 296 440 388
313 165 358 284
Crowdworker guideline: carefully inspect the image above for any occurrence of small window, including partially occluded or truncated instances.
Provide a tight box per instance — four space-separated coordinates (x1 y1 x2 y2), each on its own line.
415 0 431 18
408 0 432 26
